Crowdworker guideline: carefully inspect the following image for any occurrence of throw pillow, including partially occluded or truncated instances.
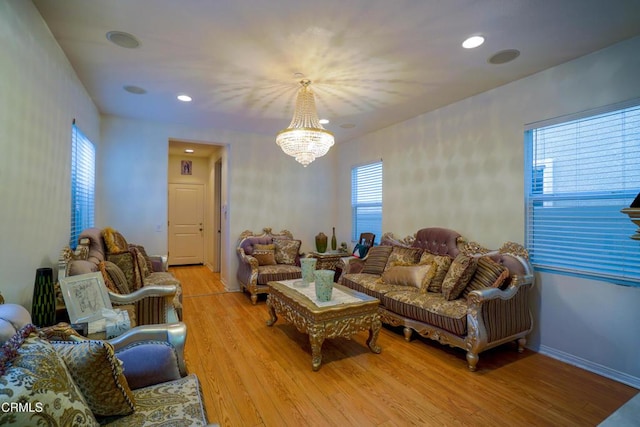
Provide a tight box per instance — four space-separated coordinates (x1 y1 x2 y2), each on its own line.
462 256 510 298
0 325 99 426
381 263 436 289
107 251 140 291
52 340 136 417
384 246 423 271
361 245 394 275
102 227 128 254
253 243 277 266
273 239 301 265
100 261 130 294
419 252 453 293
441 254 479 301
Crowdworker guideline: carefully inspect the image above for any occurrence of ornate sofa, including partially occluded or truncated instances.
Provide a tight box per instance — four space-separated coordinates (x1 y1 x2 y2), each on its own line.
59 227 182 325
340 227 534 371
236 228 303 304
0 304 212 426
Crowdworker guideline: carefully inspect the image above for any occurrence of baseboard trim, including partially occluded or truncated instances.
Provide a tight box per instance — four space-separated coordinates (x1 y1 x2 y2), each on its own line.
538 345 640 390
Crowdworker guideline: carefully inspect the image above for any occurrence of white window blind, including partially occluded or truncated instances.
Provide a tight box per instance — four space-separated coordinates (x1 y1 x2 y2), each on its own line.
352 161 382 244
70 123 95 249
525 102 640 286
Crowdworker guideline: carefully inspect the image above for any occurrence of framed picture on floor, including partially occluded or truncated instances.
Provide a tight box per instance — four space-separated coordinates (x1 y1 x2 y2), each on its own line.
59 272 112 323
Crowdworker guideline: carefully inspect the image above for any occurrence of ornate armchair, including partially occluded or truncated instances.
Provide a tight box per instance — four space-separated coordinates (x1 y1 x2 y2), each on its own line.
236 228 303 304
58 227 182 325
0 304 210 426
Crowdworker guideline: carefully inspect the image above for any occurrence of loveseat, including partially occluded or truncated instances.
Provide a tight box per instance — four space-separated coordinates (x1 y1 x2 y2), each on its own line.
0 304 212 426
340 227 534 371
236 228 303 304
59 227 182 324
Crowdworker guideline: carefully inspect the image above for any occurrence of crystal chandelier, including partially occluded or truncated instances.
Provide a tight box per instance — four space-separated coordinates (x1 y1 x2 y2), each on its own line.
276 80 335 167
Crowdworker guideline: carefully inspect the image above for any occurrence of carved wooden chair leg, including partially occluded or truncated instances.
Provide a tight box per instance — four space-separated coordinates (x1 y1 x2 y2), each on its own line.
517 337 527 353
466 351 479 372
403 327 413 341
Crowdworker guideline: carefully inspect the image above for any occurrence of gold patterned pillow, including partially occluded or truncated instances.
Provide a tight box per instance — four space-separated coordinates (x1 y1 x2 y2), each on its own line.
384 246 423 271
253 243 277 266
441 254 478 300
462 256 510 298
103 227 129 254
381 263 436 290
273 239 301 265
0 325 98 426
419 252 453 293
52 340 136 417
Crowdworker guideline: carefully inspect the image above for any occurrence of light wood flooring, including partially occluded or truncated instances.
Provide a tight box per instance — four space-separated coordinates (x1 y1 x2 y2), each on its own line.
170 265 638 427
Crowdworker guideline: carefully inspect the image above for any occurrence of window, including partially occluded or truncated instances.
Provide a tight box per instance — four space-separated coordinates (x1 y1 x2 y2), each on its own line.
351 161 382 244
525 101 640 286
70 122 96 249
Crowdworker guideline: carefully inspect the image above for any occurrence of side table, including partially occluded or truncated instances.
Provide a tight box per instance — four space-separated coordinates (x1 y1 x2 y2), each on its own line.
308 251 348 271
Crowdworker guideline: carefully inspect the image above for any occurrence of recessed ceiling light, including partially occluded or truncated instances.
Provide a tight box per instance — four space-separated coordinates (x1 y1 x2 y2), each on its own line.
340 123 356 129
488 49 521 64
106 31 140 48
184 149 194 153
462 35 485 49
123 85 146 94
177 94 192 102
319 119 329 124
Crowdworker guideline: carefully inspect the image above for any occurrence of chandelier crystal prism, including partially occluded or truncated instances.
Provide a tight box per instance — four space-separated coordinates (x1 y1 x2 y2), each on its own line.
276 79 335 167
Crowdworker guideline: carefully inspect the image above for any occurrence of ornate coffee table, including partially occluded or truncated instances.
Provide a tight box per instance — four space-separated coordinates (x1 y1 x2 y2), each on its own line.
266 280 382 371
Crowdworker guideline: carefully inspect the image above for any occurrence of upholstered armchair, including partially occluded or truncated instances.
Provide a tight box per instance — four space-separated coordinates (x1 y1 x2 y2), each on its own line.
236 228 303 304
0 304 211 426
58 227 182 325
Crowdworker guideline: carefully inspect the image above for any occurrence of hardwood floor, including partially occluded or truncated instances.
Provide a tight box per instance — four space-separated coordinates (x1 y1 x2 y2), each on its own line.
170 265 638 427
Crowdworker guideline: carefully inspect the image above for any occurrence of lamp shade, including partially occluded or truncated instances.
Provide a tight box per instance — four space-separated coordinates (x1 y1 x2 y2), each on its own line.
276 80 334 167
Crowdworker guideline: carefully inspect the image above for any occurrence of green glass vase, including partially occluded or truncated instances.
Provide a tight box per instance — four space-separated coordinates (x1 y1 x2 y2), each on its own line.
315 232 328 253
331 227 337 251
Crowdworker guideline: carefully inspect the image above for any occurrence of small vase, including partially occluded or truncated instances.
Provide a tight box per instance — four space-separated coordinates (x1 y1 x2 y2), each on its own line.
32 267 56 327
331 227 337 251
314 269 335 302
300 257 317 285
315 232 328 253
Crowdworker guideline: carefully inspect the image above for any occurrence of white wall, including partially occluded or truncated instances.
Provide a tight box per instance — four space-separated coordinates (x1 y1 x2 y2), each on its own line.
98 116 337 290
335 36 640 387
0 1 100 307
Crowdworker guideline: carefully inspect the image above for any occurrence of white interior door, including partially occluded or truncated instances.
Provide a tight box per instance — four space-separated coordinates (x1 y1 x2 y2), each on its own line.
168 183 204 266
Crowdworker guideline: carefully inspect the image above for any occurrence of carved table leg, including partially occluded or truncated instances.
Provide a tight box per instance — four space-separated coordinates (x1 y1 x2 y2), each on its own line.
265 299 278 327
309 331 325 371
367 317 382 354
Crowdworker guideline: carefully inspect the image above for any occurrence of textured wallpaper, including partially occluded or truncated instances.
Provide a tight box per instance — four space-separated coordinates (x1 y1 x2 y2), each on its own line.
0 1 99 307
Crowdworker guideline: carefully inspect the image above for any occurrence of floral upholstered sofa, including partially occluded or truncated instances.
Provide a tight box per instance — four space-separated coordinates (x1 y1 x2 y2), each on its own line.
0 304 212 426
237 228 303 304
340 227 534 371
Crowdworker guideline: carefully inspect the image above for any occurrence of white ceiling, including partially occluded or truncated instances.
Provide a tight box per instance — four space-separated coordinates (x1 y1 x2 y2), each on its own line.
34 0 640 144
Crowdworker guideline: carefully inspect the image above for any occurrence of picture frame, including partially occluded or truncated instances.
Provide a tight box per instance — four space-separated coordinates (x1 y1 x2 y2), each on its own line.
181 160 192 175
59 272 112 323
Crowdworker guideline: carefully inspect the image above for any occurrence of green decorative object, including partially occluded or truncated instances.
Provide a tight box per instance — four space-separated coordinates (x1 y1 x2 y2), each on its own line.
314 270 334 302
315 232 328 253
32 267 56 327
331 227 337 251
298 258 317 287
